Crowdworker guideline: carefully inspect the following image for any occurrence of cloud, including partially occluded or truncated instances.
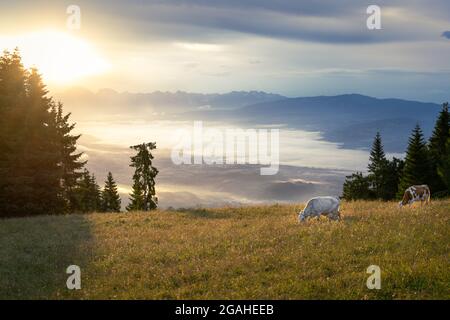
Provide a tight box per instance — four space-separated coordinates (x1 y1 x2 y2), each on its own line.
442 31 450 39
4 0 450 45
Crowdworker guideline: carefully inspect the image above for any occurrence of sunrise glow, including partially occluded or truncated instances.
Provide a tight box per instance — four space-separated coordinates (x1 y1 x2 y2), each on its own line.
0 30 110 85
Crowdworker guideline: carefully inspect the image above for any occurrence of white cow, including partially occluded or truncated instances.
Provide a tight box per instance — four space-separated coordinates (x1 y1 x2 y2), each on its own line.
298 196 341 222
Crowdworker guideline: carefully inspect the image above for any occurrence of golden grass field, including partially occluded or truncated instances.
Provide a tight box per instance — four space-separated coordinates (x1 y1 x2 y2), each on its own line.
0 199 449 299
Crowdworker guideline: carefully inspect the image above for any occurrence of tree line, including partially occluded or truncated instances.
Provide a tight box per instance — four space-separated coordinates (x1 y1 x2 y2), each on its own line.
0 49 158 217
342 102 450 200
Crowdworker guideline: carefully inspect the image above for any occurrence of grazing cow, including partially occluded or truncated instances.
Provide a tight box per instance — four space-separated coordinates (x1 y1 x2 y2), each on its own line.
298 196 340 222
398 185 431 207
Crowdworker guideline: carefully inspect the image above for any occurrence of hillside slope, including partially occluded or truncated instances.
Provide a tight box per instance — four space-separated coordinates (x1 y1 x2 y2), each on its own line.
0 200 449 299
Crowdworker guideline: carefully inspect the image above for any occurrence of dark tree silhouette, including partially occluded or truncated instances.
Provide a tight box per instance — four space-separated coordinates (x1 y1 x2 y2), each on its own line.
428 102 450 193
397 124 433 196
51 102 85 212
342 172 374 200
0 50 86 217
101 172 121 212
367 132 388 199
127 142 158 211
73 169 102 213
367 132 403 200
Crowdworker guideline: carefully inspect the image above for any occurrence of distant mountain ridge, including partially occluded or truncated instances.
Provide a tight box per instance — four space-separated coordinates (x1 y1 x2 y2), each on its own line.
187 93 442 152
245 94 442 151
57 88 443 152
56 87 286 112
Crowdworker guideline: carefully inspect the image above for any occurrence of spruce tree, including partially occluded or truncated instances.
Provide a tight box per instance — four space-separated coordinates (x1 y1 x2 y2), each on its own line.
428 102 450 193
51 102 85 212
101 172 121 212
397 124 433 196
126 173 145 211
0 49 29 216
367 132 389 199
368 132 386 174
23 68 62 215
126 142 158 211
90 174 102 211
0 50 85 217
437 137 450 193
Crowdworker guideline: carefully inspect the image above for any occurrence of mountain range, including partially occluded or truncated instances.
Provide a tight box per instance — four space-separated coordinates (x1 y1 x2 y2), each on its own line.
56 88 443 152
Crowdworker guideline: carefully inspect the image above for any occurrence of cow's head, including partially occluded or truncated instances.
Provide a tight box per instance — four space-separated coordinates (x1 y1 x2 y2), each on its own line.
298 211 306 222
399 188 412 208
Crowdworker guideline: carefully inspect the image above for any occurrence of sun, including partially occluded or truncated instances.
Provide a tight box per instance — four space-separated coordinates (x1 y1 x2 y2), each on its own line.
0 30 110 85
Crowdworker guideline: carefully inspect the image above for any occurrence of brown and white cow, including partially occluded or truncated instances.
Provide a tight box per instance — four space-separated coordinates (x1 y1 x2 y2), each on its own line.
398 185 431 207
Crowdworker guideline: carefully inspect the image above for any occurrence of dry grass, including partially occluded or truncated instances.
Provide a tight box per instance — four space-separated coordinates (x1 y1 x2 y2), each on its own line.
0 199 449 299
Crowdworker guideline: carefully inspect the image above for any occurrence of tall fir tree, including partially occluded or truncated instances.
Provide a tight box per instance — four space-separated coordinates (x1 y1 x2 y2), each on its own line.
367 132 389 199
368 132 387 174
126 142 158 211
0 49 29 216
397 124 433 196
0 50 86 217
428 102 450 193
22 68 63 214
51 102 85 212
366 132 403 200
437 137 450 193
101 172 121 212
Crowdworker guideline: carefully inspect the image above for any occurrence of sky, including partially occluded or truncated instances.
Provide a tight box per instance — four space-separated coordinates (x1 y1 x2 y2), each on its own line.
1 0 449 102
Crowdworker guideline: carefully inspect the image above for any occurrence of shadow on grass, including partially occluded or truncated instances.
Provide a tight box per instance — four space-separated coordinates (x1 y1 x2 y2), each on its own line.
0 214 93 299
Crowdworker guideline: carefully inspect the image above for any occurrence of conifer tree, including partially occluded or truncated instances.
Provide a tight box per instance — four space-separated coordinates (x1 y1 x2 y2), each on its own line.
367 132 389 199
126 142 158 211
0 49 29 216
90 173 102 211
385 157 404 199
74 169 102 213
428 102 450 193
397 124 433 196
342 172 374 200
101 172 121 212
126 173 145 211
368 132 386 174
22 68 62 214
366 132 403 200
0 50 85 217
51 102 85 212
437 137 450 193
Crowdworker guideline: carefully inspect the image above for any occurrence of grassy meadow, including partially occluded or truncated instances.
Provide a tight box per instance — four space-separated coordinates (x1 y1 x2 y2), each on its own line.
0 199 449 300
